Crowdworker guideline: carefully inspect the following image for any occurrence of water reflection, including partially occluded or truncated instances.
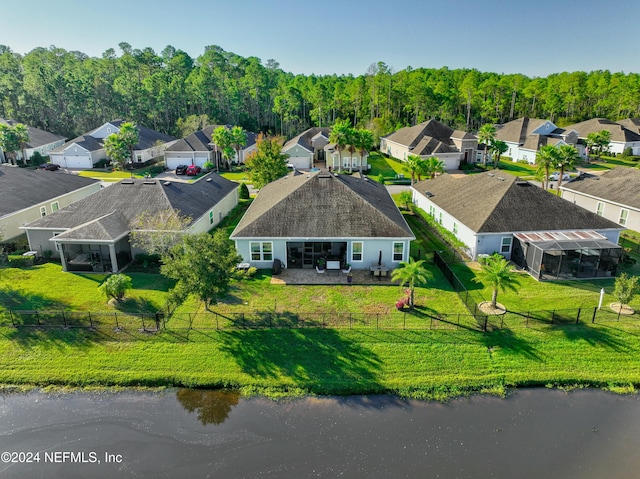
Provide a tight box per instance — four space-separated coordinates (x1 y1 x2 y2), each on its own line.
175 388 240 425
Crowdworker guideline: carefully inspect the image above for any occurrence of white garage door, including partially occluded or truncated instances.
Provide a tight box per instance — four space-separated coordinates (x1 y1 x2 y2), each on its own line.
166 157 190 170
63 156 92 169
194 156 209 168
287 156 311 169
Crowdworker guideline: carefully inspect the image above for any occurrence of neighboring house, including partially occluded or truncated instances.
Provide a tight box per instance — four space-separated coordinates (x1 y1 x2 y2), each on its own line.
564 118 640 157
164 125 257 170
617 118 640 135
380 120 477 169
22 173 238 272
561 168 640 231
0 165 100 242
230 170 414 270
324 142 370 172
411 172 623 280
494 117 579 164
0 119 66 163
282 127 330 170
49 120 176 169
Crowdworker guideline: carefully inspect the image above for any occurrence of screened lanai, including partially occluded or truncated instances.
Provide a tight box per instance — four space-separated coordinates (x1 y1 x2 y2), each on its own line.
512 231 622 281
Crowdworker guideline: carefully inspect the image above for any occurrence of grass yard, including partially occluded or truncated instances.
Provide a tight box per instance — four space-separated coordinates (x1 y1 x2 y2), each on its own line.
220 171 251 183
77 166 158 181
1 323 640 399
368 152 407 178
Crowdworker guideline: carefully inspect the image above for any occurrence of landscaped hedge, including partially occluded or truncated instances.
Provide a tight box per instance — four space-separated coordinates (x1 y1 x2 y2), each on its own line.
7 255 33 267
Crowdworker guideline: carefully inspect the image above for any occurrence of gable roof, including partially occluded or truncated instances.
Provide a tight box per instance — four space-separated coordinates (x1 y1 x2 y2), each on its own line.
412 172 620 233
0 119 65 148
564 118 640 143
166 125 257 153
0 165 98 217
383 120 455 151
283 127 330 153
23 173 238 236
108 120 176 150
51 134 103 153
231 171 413 239
617 118 640 134
495 117 552 145
561 167 640 210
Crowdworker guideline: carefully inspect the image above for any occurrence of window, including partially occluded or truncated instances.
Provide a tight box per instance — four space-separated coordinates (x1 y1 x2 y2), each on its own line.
393 242 404 262
51 201 59 212
136 154 142 163
596 202 604 216
53 232 60 251
619 209 629 226
250 242 273 261
453 223 458 235
438 212 443 225
351 242 363 262
429 205 435 217
501 236 512 254
209 211 214 225
39 206 46 217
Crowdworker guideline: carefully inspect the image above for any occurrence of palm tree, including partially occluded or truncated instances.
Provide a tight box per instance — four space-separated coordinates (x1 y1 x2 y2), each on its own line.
355 129 375 176
422 156 444 179
554 144 581 190
405 155 423 184
477 124 496 167
391 257 431 308
329 119 350 172
212 126 233 171
535 145 558 191
489 140 508 168
473 254 520 309
230 126 247 165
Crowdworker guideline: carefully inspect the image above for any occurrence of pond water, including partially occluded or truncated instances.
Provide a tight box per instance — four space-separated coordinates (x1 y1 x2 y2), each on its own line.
0 388 639 478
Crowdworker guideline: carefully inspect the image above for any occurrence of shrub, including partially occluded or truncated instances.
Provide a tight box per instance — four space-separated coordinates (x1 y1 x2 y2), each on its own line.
7 255 33 267
94 158 111 169
614 273 639 305
377 173 385 184
30 151 46 166
99 274 133 302
238 182 250 199
135 253 161 269
203 161 215 171
622 147 633 158
149 164 165 174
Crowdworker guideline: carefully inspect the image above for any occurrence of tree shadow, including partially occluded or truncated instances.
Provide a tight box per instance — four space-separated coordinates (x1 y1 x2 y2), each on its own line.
0 326 102 351
481 328 542 361
558 324 630 351
176 389 241 426
114 297 162 314
217 329 383 395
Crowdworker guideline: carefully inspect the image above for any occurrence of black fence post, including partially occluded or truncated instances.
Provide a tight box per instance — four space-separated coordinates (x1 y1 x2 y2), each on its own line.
141 313 146 331
114 312 119 330
592 307 597 324
215 312 219 330
36 310 40 326
526 312 530 328
483 315 488 332
9 310 15 327
576 308 581 324
551 310 555 324
62 311 67 328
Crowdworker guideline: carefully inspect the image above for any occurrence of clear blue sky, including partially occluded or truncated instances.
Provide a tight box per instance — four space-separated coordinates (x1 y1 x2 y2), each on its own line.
1 0 638 77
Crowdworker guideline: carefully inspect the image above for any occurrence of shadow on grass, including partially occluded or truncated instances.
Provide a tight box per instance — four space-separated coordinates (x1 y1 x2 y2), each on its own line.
114 297 162 314
0 288 72 324
0 326 108 351
217 328 383 395
559 324 630 351
482 328 542 361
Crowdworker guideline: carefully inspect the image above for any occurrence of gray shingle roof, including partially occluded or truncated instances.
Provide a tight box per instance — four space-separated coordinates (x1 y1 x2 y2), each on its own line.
561 167 640 210
564 118 640 143
108 120 176 149
231 171 414 239
51 134 103 153
0 165 98 217
616 118 640 134
166 125 257 153
0 119 66 148
24 174 238 239
412 172 620 233
495 117 550 144
283 127 330 152
383 120 455 151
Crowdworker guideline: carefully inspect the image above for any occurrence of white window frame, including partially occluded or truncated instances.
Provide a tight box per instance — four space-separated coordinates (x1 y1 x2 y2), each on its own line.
53 232 61 251
392 242 404 262
351 241 364 262
596 202 604 216
453 223 458 235
438 212 443 225
39 206 47 217
500 236 512 254
250 241 273 262
209 211 214 225
136 154 142 163
51 201 59 212
619 209 629 226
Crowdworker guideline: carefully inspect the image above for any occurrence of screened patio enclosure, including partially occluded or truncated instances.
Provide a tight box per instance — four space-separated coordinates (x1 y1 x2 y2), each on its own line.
512 231 621 281
286 241 347 269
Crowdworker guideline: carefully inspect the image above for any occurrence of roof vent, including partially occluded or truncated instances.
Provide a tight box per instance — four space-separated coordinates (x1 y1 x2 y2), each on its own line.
206 178 213 182
143 180 156 185
121 179 134 184
516 180 528 186
424 191 434 197
487 173 494 177
163 181 171 186
497 177 505 181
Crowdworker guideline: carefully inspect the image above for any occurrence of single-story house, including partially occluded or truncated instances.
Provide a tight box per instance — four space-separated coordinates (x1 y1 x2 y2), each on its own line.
0 165 101 242
282 127 330 170
324 142 370 172
564 118 640 157
494 117 579 164
49 120 176 169
0 119 66 164
560 167 640 231
380 120 478 169
22 173 238 272
230 170 414 270
411 172 623 280
164 125 257 170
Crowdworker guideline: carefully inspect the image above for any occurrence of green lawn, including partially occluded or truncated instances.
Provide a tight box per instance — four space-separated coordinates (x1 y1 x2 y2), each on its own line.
368 152 407 178
77 166 158 181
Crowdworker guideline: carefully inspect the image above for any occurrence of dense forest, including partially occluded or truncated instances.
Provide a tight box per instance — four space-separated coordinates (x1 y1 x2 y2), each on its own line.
1 42 639 140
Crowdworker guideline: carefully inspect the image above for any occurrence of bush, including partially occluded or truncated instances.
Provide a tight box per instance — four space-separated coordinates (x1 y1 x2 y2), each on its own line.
203 161 215 171
622 147 633 158
377 173 385 184
135 253 161 268
7 255 33 267
30 151 46 166
149 164 165 174
238 182 250 199
94 158 111 169
99 274 133 301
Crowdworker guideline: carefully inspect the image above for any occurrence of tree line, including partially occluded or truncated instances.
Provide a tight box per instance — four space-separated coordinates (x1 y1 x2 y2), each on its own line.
1 43 639 141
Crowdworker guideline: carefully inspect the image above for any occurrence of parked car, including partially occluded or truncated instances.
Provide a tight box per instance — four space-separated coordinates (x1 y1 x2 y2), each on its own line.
186 165 201 176
175 164 188 175
548 171 570 181
38 163 60 171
